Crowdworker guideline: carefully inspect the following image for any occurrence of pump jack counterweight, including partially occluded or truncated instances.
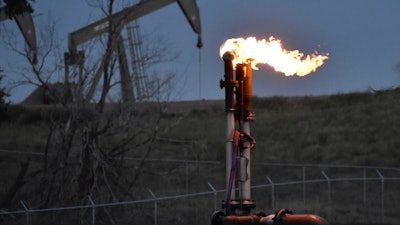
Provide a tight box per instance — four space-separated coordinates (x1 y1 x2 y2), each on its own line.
212 52 330 225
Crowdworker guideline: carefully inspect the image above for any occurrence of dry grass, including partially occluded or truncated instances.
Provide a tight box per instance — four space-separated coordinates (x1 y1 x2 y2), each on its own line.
1 88 400 224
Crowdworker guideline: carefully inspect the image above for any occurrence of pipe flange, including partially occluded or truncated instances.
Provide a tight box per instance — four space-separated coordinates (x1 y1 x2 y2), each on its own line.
211 211 225 225
273 209 292 225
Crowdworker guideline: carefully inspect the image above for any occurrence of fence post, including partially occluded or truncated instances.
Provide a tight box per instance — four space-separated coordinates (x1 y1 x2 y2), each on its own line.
208 182 217 211
266 176 274 210
363 167 367 205
302 166 306 205
321 171 331 221
185 148 189 194
149 189 158 225
376 169 385 224
88 195 96 225
20 200 30 225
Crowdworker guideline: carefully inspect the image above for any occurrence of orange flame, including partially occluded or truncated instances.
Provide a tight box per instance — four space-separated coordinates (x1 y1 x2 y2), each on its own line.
220 36 329 76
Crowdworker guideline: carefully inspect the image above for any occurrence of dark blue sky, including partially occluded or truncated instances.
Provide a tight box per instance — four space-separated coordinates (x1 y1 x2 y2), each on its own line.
1 0 400 102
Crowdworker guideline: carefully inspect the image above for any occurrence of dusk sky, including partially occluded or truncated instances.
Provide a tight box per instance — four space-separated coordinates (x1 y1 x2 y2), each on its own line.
1 0 400 103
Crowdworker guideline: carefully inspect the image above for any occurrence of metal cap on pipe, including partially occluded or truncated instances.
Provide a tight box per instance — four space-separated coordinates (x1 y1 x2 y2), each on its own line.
223 51 234 61
221 51 236 111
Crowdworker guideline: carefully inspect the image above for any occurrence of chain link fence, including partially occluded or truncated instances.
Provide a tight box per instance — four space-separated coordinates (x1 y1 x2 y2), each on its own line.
1 163 399 225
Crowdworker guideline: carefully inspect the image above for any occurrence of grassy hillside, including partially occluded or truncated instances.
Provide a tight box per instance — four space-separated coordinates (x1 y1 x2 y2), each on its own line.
159 88 400 167
3 89 400 166
251 90 400 166
1 88 400 224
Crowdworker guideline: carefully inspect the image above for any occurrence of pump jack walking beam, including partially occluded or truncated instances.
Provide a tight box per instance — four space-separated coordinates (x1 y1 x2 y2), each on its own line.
67 0 201 54
65 0 202 103
0 0 37 64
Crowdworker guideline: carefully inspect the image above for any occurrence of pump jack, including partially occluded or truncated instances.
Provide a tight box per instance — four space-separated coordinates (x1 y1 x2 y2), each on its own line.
211 52 330 225
64 0 202 103
0 0 37 64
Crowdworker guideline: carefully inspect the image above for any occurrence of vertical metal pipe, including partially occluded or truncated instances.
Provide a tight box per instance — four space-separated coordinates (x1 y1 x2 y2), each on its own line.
223 52 235 111
235 64 245 204
242 121 251 201
235 62 252 126
222 52 236 201
243 62 252 115
235 63 254 208
242 63 252 203
235 64 245 131
226 112 236 202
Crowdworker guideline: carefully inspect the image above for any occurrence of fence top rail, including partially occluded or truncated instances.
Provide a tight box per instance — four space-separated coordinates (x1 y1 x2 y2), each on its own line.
2 148 400 171
2 149 400 171
255 162 400 172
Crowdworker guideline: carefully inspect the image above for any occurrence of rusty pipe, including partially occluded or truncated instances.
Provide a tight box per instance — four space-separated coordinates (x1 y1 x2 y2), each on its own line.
212 211 268 225
235 63 253 122
243 63 252 119
211 209 330 225
235 63 245 125
272 209 329 225
273 214 329 225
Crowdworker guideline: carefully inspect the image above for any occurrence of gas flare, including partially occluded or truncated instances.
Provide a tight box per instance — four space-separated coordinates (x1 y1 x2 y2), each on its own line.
220 36 329 76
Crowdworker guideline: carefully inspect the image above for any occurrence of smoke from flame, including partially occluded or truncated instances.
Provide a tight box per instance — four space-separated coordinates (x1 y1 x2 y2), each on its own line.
220 36 329 76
